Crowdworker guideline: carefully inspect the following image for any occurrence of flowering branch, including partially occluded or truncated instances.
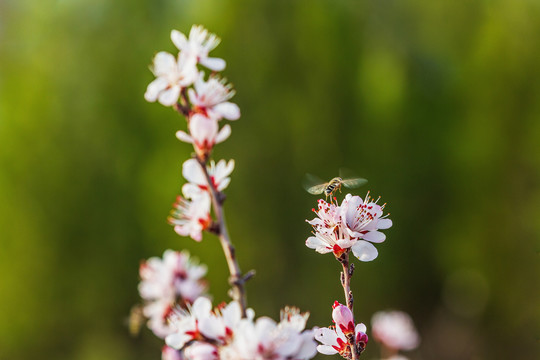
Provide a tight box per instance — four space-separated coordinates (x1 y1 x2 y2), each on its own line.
194 155 249 317
137 24 409 360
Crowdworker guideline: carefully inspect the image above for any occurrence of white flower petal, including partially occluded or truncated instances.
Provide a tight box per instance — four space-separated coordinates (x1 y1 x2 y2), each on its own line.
171 30 188 51
191 297 212 317
363 230 386 243
305 236 331 253
351 240 378 262
158 86 181 106
378 218 393 229
316 345 338 355
144 77 169 102
200 57 226 71
182 159 206 185
215 124 231 144
217 177 230 191
314 327 338 345
175 130 193 143
165 332 192 349
295 331 318 359
214 102 240 120
182 183 205 200
153 52 177 76
355 323 367 334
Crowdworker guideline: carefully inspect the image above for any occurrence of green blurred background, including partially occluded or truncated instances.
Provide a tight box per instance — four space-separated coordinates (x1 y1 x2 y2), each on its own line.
1 0 539 359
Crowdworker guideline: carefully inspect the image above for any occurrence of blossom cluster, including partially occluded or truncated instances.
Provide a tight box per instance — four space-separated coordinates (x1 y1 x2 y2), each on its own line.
144 25 239 160
140 24 419 360
315 302 369 359
306 193 392 262
164 297 317 360
138 250 208 338
168 158 234 241
144 25 239 242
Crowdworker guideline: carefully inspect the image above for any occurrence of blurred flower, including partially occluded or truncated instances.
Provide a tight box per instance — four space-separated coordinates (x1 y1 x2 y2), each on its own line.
168 195 212 241
176 114 231 159
371 310 420 351
162 345 185 360
166 297 214 350
188 74 240 121
145 52 198 106
279 306 310 332
144 300 176 338
138 250 208 338
171 25 226 71
167 298 316 360
184 342 219 360
181 158 235 200
139 250 208 303
227 315 317 360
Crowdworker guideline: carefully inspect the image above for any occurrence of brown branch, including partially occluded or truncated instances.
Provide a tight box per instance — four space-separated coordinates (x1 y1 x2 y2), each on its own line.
338 251 359 360
195 155 249 317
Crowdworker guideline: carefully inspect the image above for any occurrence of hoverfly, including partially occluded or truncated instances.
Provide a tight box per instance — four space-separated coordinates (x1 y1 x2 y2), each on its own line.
304 171 367 201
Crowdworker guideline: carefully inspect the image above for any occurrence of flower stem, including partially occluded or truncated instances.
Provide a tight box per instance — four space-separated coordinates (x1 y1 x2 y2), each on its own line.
339 252 359 360
195 155 249 317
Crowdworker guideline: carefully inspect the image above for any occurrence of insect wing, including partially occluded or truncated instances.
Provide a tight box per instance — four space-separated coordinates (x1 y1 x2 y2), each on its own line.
303 173 327 194
342 177 367 189
307 183 328 195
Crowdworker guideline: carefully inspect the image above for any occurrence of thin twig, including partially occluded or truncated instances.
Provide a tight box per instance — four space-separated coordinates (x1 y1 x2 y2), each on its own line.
338 251 359 360
195 155 248 317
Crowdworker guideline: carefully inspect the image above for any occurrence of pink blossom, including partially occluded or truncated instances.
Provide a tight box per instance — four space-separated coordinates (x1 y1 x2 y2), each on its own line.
181 158 235 200
138 250 208 338
314 302 368 358
332 302 355 336
228 316 317 360
306 199 342 236
145 52 198 106
168 195 212 241
188 74 240 121
171 25 226 71
176 114 231 158
143 299 176 338
305 231 355 257
306 193 391 262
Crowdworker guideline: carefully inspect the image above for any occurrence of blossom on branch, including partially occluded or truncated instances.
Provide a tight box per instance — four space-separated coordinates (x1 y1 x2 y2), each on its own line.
189 74 240 121
168 195 212 241
138 250 208 338
314 302 368 359
171 25 226 71
181 158 235 200
145 52 198 106
166 298 316 360
176 114 231 159
306 193 392 262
